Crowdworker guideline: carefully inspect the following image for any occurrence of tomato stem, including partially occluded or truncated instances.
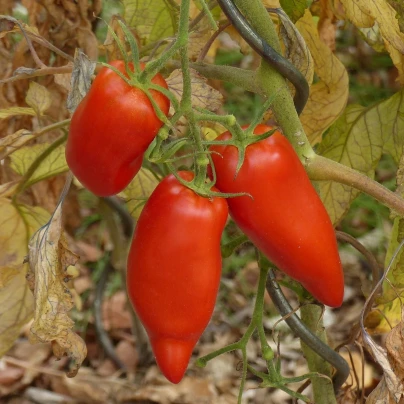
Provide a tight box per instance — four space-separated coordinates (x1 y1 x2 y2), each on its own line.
197 251 317 402
199 0 219 30
140 0 191 81
221 234 249 258
118 20 141 74
245 91 280 134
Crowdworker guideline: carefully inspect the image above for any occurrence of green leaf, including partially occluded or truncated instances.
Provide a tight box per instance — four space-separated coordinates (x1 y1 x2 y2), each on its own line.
317 90 404 225
0 199 49 357
123 0 177 44
123 168 159 220
279 0 308 23
9 143 68 186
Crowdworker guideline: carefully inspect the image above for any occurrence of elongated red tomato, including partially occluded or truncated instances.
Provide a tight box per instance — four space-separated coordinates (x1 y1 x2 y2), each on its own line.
66 60 170 196
210 125 344 307
127 172 228 383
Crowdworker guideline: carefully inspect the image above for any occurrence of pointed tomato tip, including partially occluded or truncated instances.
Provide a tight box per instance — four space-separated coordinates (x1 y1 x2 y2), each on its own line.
318 288 344 308
150 337 197 384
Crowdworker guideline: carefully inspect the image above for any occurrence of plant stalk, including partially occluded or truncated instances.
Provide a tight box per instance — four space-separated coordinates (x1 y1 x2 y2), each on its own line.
300 305 337 404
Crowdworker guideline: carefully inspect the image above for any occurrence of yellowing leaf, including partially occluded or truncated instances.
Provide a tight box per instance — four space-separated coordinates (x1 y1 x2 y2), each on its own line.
316 89 404 225
0 266 34 357
25 82 51 116
27 203 86 377
340 0 404 84
167 68 223 112
123 168 159 219
9 142 68 186
296 10 349 144
359 23 386 52
0 199 49 357
123 0 177 44
385 41 404 85
340 0 404 50
0 107 36 119
382 158 404 304
0 181 18 198
0 129 33 160
188 23 214 61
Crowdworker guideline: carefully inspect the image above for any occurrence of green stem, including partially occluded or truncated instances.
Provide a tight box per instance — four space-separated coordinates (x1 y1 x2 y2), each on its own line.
189 62 259 93
221 234 249 258
178 19 208 187
141 0 190 81
308 155 404 217
300 305 337 404
233 0 314 157
198 0 218 30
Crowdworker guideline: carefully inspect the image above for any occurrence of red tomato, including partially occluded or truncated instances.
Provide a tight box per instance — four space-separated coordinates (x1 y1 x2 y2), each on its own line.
210 125 344 307
127 172 228 383
66 60 170 196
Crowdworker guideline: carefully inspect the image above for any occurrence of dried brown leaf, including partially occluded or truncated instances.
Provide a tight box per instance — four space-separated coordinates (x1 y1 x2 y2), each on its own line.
102 291 132 331
340 0 404 84
318 0 338 50
27 202 86 377
54 73 72 93
0 181 18 198
0 129 33 160
167 68 223 112
363 315 404 403
66 49 96 114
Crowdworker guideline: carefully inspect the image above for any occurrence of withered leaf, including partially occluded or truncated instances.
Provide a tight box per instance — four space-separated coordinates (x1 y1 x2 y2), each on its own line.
66 49 96 114
167 68 223 112
27 202 86 377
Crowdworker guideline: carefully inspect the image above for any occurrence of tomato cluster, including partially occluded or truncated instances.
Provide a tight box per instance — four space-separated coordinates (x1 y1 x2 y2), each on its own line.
66 64 343 383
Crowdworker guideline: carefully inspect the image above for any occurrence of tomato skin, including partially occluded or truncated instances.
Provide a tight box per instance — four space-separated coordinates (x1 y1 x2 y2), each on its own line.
210 125 344 307
127 172 228 383
66 60 170 196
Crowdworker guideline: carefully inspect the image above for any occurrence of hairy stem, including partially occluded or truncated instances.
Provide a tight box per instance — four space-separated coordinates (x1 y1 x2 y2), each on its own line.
300 305 337 404
308 155 404 217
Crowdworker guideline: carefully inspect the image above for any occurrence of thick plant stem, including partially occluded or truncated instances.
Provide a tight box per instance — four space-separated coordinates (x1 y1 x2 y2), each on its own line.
231 1 337 401
308 155 404 217
300 305 337 404
233 0 313 156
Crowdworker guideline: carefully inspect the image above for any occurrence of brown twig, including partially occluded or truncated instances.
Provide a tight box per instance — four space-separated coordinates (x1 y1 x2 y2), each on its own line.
336 231 381 292
197 22 231 62
0 65 73 85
